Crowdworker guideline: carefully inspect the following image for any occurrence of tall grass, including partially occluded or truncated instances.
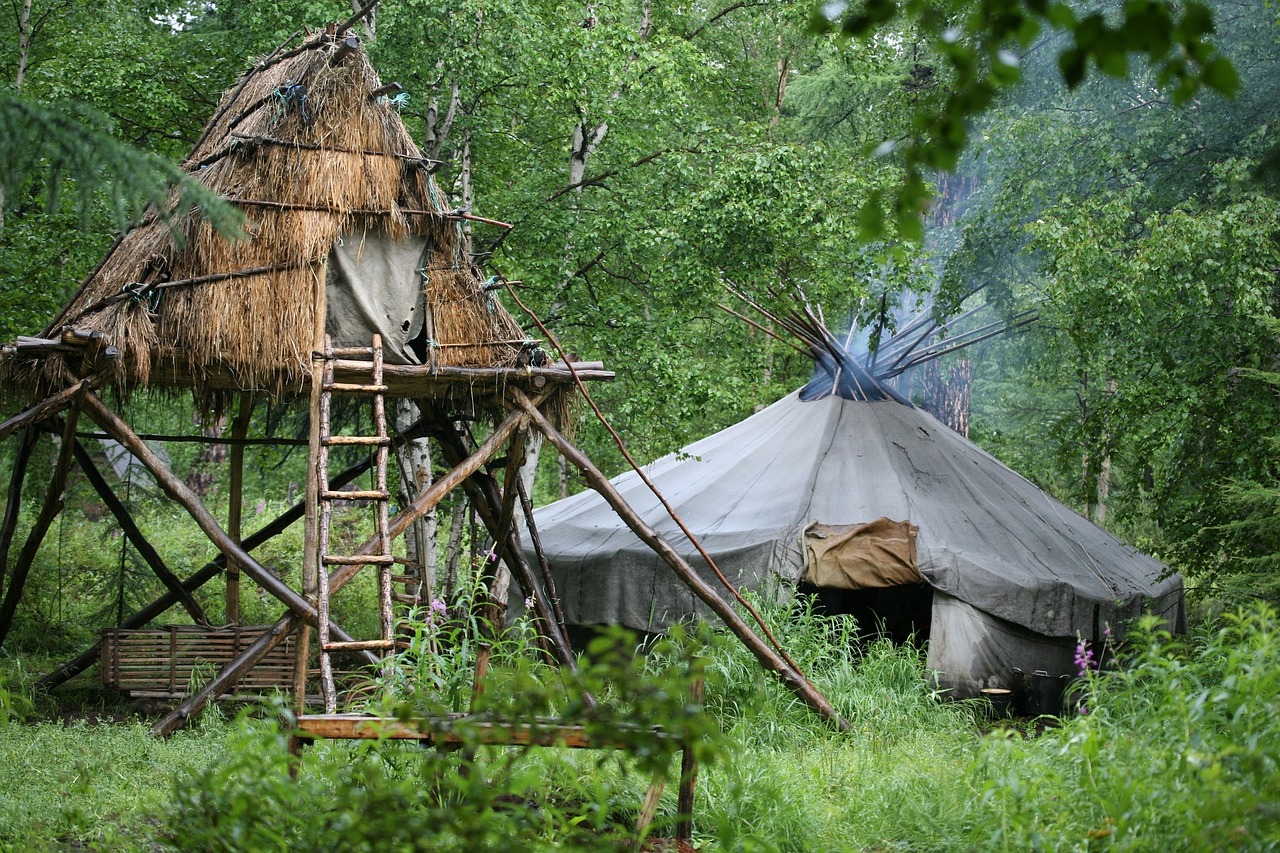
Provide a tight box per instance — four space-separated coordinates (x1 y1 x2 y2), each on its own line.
1 599 1279 849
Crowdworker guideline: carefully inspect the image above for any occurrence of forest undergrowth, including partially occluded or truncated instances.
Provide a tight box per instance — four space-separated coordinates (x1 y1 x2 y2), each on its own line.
0 596 1277 850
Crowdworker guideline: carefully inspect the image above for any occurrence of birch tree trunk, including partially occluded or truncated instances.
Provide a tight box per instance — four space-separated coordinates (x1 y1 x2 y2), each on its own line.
394 399 437 602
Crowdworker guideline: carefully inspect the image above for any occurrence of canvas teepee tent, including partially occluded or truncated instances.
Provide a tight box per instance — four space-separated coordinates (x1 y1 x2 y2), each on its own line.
527 320 1185 699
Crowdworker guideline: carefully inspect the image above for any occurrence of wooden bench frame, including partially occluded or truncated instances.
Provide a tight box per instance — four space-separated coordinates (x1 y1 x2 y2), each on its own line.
289 711 699 841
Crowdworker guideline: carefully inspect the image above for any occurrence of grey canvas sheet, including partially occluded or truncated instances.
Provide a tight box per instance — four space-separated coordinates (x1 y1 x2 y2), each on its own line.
326 230 428 364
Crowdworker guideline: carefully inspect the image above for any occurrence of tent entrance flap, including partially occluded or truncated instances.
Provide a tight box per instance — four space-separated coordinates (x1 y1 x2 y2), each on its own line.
803 518 921 589
326 231 430 365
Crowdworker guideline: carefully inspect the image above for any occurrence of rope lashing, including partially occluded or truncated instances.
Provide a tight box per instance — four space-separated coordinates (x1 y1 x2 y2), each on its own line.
121 282 162 313
518 338 549 367
377 92 410 111
273 81 310 125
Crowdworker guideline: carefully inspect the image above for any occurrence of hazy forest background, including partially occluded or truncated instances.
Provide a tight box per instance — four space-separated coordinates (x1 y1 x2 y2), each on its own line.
1 0 1279 849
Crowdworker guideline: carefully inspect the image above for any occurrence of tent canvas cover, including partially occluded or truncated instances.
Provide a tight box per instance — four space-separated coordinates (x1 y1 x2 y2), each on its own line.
528 386 1185 697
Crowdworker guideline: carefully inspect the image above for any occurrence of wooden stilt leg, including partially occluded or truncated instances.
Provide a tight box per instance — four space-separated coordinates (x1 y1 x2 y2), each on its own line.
71 440 208 624
0 427 38 603
226 392 253 625
0 400 82 647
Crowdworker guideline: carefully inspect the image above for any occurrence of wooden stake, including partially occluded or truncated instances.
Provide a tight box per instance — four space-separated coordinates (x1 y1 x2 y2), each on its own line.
508 387 848 730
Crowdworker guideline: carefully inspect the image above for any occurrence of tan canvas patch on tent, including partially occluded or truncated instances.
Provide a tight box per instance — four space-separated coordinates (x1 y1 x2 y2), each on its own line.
803 518 922 589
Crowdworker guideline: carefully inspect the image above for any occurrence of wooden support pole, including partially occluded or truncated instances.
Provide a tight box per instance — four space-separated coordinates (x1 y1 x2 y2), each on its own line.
38 454 377 692
70 440 208 625
78 392 367 649
508 387 848 730
0 398 83 647
226 393 253 624
0 427 38 603
517 475 567 632
436 424 580 674
0 379 91 444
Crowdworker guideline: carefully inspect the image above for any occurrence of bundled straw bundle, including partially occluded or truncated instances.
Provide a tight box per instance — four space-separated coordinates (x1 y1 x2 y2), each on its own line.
13 31 524 403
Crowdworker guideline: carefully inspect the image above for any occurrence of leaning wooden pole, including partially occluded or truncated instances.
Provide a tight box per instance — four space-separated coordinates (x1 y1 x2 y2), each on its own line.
71 439 208 624
0 379 91 444
0 399 83 647
509 388 848 730
40 454 377 692
79 391 366 648
152 408 530 736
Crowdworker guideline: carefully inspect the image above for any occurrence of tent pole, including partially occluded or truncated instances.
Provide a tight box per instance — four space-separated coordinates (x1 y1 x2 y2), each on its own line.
38 453 377 692
70 439 208 624
508 387 849 730
0 397 83 647
0 426 39 603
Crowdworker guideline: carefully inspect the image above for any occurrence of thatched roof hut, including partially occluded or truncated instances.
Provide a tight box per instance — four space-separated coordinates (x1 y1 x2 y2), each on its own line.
7 29 526 406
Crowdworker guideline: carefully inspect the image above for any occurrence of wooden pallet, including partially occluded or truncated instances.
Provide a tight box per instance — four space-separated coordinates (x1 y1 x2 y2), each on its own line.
101 624 298 697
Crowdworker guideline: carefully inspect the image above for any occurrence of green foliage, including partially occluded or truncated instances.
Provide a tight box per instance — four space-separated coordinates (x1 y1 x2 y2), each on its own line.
968 607 1280 849
0 92 243 238
816 0 1241 239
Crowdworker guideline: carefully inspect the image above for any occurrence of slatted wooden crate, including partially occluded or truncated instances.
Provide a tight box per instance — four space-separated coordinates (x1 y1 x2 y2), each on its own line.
101 625 298 698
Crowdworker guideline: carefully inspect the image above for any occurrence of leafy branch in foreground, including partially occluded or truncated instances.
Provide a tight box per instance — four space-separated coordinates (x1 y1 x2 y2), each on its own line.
0 92 243 240
814 0 1241 240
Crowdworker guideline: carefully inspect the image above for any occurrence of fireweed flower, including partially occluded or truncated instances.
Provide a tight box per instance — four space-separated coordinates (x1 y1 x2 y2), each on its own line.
1074 638 1096 677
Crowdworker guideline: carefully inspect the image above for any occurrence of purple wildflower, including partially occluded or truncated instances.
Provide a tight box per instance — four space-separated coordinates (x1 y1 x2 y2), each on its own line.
1074 638 1096 677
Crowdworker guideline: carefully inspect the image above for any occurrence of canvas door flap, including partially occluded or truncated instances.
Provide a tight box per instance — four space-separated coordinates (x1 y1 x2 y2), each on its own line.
326 230 429 364
803 518 922 589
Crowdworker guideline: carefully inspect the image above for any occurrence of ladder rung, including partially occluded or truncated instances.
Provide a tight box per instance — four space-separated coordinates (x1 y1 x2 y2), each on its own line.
327 346 378 358
323 435 390 447
323 640 396 652
325 382 390 393
322 489 390 501
390 574 419 585
392 556 415 566
394 593 422 606
323 554 395 566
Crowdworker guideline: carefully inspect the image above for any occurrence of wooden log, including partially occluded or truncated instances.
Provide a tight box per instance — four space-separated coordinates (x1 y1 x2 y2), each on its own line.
517 475 567 631
78 392 367 650
0 398 82 647
70 439 208 625
508 387 849 730
0 380 91 444
37 453 373 691
435 423 580 675
0 427 37 603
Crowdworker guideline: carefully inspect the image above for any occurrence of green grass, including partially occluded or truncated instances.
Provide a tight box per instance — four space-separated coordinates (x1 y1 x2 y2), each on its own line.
1 600 1278 850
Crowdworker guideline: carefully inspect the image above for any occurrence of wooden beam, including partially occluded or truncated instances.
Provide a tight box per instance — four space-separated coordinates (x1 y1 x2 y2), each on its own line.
226 393 254 624
0 380 91 443
70 439 208 625
508 387 849 730
0 397 82 647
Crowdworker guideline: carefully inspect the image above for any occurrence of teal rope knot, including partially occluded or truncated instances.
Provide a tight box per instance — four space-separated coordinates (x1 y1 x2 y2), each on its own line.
121 282 162 313
273 81 310 125
377 92 410 111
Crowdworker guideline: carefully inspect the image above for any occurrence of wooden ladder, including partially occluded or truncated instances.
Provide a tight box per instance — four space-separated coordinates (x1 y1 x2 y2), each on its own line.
315 334 395 713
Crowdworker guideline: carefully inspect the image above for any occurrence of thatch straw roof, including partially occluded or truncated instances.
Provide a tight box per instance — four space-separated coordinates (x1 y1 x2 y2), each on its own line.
8 30 525 402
